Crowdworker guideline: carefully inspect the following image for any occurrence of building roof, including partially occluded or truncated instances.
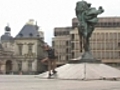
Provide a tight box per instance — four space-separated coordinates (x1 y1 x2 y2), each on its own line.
15 20 40 39
1 34 13 41
72 17 120 28
72 17 120 23
15 24 40 38
1 26 13 41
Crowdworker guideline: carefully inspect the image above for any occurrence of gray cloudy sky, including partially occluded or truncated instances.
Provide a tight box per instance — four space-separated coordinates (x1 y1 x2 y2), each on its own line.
0 0 120 45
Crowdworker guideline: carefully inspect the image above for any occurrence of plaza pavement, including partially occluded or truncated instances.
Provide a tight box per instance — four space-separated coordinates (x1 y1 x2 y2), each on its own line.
0 75 120 90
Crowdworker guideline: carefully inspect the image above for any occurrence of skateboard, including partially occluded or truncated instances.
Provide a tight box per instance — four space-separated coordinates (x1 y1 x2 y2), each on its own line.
48 73 57 79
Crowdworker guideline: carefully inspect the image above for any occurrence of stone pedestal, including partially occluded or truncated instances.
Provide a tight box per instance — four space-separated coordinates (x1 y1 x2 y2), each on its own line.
69 52 101 63
37 63 120 80
37 51 120 80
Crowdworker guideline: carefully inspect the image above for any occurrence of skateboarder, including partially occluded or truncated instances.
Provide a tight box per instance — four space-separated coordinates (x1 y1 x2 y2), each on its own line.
41 43 57 78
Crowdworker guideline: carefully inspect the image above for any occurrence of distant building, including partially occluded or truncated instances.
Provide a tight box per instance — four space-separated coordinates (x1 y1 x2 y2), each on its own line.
52 17 120 67
52 27 72 64
0 19 46 74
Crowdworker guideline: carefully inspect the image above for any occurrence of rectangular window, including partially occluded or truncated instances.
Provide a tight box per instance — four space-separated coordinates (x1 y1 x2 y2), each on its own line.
28 61 32 71
18 61 22 71
18 44 23 55
71 43 74 50
119 51 120 56
66 48 69 53
71 52 74 58
66 55 69 61
66 41 69 46
71 34 74 40
28 44 33 53
118 42 120 47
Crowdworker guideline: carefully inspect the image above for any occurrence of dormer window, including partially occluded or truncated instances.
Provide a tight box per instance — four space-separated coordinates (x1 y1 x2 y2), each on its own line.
37 35 39 37
29 33 33 36
19 33 23 37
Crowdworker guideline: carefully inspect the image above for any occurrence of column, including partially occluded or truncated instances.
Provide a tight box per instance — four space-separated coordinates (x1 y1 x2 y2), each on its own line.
12 60 18 72
22 61 28 72
1 64 6 74
32 59 37 72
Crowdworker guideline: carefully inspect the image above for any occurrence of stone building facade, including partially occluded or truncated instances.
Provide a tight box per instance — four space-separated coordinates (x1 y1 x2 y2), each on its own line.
52 17 120 67
0 20 46 74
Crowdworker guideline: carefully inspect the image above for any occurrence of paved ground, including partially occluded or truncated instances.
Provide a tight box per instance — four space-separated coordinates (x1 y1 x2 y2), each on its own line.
0 75 120 90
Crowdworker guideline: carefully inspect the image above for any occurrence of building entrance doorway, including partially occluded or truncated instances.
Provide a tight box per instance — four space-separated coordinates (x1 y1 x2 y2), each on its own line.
6 60 12 74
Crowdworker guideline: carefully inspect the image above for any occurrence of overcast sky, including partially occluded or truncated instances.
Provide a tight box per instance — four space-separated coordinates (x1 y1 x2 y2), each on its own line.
0 0 120 45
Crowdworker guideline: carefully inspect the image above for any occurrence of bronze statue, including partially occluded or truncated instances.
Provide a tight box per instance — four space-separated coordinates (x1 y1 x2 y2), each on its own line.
75 1 104 60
